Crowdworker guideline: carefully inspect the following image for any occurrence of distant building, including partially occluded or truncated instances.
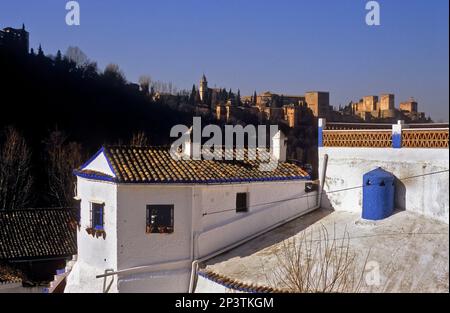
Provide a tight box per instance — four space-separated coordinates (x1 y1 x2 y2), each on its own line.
305 91 330 118
400 98 418 113
283 104 302 128
0 24 29 53
400 98 426 121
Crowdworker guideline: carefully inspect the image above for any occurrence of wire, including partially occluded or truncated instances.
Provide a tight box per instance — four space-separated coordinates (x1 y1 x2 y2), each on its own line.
202 169 449 217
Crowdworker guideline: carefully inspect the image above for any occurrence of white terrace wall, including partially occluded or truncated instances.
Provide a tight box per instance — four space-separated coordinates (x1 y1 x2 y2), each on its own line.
318 120 449 224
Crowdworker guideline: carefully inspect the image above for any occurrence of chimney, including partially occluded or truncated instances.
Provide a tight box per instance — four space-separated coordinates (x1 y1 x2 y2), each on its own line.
183 127 193 159
182 125 202 160
271 130 287 162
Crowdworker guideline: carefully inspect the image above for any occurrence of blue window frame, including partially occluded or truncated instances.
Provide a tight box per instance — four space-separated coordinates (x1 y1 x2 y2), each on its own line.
91 203 104 230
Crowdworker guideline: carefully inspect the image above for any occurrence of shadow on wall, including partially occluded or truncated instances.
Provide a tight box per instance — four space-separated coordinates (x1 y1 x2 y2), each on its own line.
394 176 406 213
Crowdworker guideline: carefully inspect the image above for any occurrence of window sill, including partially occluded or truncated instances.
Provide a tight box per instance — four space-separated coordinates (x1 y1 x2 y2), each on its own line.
85 227 107 239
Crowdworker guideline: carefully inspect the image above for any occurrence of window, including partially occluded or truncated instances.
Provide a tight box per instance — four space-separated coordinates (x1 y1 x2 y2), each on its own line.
146 205 174 234
236 193 248 213
91 203 104 230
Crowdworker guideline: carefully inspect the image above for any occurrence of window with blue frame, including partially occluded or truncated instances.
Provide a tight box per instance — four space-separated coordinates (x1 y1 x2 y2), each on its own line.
91 202 104 230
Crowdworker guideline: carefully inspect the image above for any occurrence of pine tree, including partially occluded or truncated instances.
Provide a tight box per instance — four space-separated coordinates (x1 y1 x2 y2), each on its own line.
253 91 257 105
37 44 44 57
55 50 62 63
189 84 196 105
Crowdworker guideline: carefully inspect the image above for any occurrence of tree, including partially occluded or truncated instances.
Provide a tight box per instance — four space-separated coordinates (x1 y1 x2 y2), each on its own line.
139 75 151 95
0 127 33 211
65 46 89 67
253 91 258 105
266 225 369 293
103 63 127 85
189 84 197 105
236 89 242 106
130 131 149 147
55 50 62 63
37 44 44 57
44 130 84 207
195 89 201 104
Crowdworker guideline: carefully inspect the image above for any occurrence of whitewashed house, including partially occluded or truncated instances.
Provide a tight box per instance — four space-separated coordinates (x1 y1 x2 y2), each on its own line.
65 131 318 293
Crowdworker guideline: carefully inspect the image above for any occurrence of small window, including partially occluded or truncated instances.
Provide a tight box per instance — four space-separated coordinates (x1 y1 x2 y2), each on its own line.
236 193 248 213
146 205 174 234
91 203 104 230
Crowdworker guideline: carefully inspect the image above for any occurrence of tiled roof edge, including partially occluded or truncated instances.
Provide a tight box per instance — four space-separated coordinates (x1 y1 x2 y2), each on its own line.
198 269 289 293
73 169 117 183
72 173 309 184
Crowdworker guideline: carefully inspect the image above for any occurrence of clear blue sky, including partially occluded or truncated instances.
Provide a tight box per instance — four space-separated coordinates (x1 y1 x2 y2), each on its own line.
1 0 448 120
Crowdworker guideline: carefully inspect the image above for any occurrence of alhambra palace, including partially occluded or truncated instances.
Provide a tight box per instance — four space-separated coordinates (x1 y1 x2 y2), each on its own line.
155 74 429 128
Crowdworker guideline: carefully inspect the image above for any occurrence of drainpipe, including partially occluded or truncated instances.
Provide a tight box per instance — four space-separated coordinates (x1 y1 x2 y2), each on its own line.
318 153 329 208
188 185 321 293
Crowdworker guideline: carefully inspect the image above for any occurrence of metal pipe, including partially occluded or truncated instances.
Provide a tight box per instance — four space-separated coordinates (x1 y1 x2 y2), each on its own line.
318 153 328 208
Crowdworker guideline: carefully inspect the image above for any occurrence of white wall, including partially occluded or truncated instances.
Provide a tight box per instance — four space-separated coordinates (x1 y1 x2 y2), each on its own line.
196 181 317 257
319 147 449 223
114 184 193 293
65 177 118 293
67 178 318 293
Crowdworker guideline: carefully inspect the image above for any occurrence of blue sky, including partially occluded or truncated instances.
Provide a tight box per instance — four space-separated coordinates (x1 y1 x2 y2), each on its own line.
1 0 448 120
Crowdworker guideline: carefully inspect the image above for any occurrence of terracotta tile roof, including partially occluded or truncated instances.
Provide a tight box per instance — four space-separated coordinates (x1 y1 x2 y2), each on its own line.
198 269 289 293
75 146 310 184
0 208 78 260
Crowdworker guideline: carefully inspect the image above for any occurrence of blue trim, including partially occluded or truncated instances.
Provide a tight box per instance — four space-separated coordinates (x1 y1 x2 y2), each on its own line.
318 126 323 147
80 147 104 170
74 170 117 183
79 147 116 176
392 133 402 148
73 171 309 185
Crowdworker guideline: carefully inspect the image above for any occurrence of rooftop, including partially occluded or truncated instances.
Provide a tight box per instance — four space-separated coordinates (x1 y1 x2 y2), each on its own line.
75 146 310 184
0 263 23 284
0 208 78 260
199 208 449 293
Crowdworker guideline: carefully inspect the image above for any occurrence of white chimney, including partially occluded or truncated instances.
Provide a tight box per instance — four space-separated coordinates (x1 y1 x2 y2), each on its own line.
271 130 287 162
183 127 193 159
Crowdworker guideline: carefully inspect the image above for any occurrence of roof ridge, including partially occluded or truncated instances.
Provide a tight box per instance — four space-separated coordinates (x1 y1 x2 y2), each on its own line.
103 145 171 149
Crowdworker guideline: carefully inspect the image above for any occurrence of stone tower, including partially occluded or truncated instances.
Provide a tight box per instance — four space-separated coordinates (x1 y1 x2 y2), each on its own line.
199 74 208 103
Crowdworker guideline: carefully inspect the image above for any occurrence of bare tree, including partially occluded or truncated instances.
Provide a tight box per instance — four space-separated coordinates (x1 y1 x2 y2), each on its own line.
130 131 149 147
103 63 127 85
265 225 369 293
139 75 151 95
65 46 89 67
150 80 178 95
44 130 84 207
0 127 33 211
